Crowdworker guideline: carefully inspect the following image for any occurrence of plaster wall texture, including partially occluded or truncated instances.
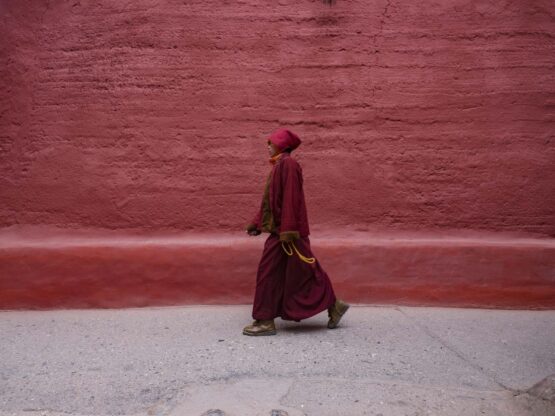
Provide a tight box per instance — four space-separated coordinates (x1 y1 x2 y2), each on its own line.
1 1 555 310
1 0 554 236
1 232 554 310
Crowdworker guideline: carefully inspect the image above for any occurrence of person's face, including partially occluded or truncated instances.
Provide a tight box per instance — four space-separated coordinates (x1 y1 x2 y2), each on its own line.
268 141 279 157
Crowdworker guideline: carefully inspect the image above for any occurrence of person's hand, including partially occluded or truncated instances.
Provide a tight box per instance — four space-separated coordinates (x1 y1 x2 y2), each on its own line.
245 223 261 236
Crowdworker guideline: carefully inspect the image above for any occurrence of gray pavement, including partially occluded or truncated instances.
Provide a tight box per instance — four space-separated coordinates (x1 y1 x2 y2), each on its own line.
1 305 554 416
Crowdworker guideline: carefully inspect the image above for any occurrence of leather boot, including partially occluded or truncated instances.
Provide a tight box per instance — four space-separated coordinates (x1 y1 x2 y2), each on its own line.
327 299 350 329
243 319 277 336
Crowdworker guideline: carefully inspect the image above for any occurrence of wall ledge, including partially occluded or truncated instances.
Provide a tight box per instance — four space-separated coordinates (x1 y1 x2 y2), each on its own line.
1 228 553 310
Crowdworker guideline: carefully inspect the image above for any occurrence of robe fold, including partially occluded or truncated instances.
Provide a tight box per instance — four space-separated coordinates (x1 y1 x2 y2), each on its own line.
248 152 337 321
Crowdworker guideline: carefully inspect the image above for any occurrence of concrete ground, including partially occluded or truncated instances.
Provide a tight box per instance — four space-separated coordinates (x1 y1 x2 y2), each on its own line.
1 305 554 416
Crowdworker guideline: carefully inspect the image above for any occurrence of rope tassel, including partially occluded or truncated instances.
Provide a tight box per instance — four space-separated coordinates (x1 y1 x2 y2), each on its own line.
281 241 316 264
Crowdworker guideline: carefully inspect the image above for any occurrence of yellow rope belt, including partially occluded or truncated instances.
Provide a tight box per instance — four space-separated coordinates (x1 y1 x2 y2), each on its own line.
281 241 316 264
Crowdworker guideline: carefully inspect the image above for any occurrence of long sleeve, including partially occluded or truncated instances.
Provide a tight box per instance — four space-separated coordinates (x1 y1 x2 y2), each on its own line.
278 158 303 241
246 172 272 233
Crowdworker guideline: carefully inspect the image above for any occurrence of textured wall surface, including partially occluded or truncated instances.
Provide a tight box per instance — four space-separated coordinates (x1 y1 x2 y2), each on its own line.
1 1 555 310
1 231 554 310
1 0 554 236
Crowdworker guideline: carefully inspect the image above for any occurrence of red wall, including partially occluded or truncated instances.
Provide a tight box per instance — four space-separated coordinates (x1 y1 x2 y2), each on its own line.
1 0 554 237
1 1 554 311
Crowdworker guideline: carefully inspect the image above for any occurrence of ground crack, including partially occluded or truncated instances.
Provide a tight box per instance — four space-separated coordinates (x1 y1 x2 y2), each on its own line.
395 307 515 393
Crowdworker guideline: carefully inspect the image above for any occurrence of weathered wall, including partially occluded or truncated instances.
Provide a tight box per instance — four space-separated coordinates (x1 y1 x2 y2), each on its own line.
1 231 554 310
1 0 554 236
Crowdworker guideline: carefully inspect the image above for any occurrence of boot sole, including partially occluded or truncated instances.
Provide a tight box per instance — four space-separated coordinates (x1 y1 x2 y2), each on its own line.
242 329 277 336
327 303 350 329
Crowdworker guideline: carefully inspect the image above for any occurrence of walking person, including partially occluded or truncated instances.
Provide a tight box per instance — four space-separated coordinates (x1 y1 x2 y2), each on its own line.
244 128 350 336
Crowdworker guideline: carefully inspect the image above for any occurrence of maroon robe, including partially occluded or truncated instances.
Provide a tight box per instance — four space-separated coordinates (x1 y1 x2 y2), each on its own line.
249 152 336 321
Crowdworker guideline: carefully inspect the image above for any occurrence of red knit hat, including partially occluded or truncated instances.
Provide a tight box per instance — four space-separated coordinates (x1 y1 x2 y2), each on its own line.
267 128 302 152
